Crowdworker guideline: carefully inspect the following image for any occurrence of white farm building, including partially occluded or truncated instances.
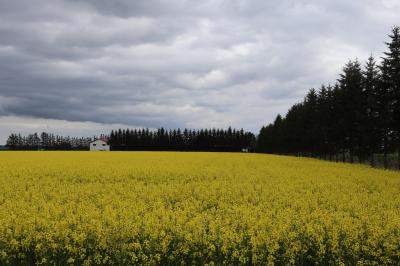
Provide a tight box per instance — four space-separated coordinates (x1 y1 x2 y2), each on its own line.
90 139 110 151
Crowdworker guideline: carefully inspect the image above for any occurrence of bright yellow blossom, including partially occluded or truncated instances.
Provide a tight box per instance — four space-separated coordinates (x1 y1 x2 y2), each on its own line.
0 151 399 265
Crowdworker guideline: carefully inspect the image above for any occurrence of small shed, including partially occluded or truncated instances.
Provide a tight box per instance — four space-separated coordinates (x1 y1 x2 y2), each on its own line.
90 139 110 151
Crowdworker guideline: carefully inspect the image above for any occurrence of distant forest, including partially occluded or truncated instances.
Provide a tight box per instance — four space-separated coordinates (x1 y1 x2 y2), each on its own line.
109 127 255 151
258 26 400 169
5 132 93 150
5 128 256 152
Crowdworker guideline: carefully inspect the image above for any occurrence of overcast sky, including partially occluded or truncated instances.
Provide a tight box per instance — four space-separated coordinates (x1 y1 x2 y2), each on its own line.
0 0 399 144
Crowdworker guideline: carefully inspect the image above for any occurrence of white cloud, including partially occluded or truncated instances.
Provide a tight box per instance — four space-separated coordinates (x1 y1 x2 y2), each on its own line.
176 69 229 90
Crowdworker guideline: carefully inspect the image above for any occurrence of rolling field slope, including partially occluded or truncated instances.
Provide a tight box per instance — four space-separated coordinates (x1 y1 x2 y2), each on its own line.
0 152 399 265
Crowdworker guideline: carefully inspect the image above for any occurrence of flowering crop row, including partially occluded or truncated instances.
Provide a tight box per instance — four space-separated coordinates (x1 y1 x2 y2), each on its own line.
0 152 399 265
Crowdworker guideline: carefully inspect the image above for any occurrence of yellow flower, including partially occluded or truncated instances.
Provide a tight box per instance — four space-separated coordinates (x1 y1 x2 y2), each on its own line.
0 151 399 265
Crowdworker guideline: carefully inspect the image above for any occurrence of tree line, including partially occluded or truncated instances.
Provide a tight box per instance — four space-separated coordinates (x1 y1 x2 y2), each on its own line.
5 128 255 152
109 127 255 151
257 26 400 169
5 132 94 150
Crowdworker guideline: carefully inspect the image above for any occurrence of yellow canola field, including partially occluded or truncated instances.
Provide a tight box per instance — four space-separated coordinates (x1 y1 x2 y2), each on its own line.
0 151 400 265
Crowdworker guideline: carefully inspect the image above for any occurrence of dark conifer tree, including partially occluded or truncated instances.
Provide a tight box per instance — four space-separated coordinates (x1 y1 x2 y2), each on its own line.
377 59 394 168
383 26 400 168
362 56 380 165
303 89 318 155
337 60 364 162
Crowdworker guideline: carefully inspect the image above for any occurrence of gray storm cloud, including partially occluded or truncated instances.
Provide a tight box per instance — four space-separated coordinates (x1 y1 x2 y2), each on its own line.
0 0 399 143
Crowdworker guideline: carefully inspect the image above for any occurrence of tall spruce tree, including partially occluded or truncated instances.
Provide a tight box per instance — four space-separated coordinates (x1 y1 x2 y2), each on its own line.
383 26 400 168
303 89 318 155
378 58 394 168
316 85 331 158
362 56 380 165
337 59 364 163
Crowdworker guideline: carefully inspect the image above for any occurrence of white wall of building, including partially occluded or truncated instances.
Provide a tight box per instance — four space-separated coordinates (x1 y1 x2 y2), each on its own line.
90 140 110 151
